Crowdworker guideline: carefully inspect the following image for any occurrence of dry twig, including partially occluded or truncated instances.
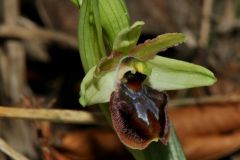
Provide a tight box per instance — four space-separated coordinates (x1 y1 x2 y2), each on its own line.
0 25 78 48
0 106 101 124
218 0 236 32
199 0 214 48
3 0 25 103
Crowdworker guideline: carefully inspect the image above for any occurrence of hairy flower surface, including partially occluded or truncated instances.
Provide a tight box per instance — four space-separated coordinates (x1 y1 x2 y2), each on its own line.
110 71 169 149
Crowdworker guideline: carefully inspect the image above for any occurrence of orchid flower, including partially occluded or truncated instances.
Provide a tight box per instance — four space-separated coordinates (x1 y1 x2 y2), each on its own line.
79 21 216 149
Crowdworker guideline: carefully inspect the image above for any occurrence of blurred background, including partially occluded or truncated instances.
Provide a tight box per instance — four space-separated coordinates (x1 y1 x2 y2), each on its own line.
0 0 240 160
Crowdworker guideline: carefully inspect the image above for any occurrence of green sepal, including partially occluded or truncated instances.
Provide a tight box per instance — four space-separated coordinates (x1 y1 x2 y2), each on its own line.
80 57 152 106
95 33 186 77
147 56 217 91
113 21 145 54
80 66 116 106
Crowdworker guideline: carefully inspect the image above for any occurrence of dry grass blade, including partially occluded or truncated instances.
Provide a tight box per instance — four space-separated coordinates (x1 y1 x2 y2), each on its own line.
170 94 240 107
0 138 29 160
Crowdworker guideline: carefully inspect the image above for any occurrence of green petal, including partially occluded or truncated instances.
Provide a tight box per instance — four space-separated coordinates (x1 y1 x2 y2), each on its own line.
129 33 186 60
147 56 217 91
80 66 116 106
95 33 186 77
94 54 120 78
116 56 152 80
113 21 145 54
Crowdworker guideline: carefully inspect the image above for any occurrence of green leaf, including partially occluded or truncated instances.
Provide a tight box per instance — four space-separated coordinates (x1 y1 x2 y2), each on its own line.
113 21 145 54
147 56 217 91
71 0 82 8
78 0 106 72
167 127 186 159
99 0 130 47
129 33 186 60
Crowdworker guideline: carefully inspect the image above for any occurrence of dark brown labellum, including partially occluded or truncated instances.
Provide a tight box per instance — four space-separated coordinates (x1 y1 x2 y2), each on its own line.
110 72 170 149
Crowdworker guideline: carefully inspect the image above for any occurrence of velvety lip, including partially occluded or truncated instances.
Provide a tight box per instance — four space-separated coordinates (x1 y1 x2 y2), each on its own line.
110 72 170 149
